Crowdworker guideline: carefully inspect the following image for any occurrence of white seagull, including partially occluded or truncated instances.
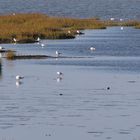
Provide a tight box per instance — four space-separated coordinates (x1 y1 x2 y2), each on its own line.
76 30 80 34
57 72 63 77
0 46 5 50
55 51 61 57
16 75 24 80
13 38 17 43
76 30 83 35
90 47 96 51
110 18 115 21
37 37 40 42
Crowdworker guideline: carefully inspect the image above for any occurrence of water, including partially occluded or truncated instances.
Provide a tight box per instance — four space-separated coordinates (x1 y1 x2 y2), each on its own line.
0 27 140 139
0 0 140 20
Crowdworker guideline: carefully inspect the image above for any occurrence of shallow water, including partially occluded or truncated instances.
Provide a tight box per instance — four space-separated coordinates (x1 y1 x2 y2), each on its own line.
0 0 140 20
0 27 140 140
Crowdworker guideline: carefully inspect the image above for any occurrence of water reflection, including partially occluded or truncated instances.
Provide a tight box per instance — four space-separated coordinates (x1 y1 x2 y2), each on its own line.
0 58 2 79
0 27 140 140
16 81 23 87
56 77 63 83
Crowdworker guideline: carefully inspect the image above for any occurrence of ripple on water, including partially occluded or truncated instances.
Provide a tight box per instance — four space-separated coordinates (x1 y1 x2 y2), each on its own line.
119 130 131 135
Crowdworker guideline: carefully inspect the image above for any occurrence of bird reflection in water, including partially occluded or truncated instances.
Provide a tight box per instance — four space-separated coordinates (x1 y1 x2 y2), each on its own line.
56 77 63 83
16 81 23 87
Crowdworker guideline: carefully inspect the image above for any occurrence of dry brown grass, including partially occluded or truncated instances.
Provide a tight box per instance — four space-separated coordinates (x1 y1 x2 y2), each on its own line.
0 13 140 43
0 13 106 43
6 50 16 60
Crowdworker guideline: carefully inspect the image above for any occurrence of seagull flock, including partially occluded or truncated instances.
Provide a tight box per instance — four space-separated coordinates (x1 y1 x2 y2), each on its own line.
5 26 124 89
110 18 124 30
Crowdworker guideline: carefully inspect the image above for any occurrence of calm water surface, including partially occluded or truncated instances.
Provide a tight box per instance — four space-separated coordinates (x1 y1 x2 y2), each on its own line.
0 0 140 19
0 27 140 140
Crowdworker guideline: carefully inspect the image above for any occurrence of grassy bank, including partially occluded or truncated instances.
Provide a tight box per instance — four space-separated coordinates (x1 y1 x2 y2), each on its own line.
0 13 140 43
0 13 105 43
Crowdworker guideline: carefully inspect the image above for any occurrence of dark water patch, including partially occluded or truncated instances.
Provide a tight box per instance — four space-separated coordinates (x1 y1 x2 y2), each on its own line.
0 125 13 129
63 114 82 118
128 80 136 83
106 136 112 139
0 60 2 80
88 131 104 134
136 124 140 127
120 114 130 117
119 130 131 135
19 123 26 126
76 108 97 112
0 123 14 125
102 104 118 107
5 106 19 110
77 125 86 128
0 115 32 122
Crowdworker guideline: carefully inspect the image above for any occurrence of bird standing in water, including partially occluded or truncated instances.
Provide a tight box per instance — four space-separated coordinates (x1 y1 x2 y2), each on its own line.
16 75 24 80
55 51 61 57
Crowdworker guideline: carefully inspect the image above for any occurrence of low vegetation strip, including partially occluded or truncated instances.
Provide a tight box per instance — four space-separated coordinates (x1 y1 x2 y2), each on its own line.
6 51 49 60
0 13 140 43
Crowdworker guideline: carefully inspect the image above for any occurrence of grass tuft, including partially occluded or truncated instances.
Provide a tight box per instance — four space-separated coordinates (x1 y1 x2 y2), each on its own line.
6 51 16 60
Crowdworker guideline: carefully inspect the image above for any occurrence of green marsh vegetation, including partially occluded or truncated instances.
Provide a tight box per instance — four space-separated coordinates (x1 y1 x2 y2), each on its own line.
0 13 140 43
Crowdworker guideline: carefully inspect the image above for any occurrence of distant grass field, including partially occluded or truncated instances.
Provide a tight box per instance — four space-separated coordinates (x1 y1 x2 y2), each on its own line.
0 13 140 43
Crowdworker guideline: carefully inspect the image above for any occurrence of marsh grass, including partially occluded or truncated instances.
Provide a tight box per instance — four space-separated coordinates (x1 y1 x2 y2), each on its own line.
0 14 107 43
0 13 140 43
